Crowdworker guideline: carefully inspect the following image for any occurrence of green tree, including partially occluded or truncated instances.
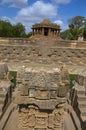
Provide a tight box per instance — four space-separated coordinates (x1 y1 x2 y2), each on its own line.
0 20 27 37
82 21 86 40
68 16 85 30
61 30 70 40
61 16 86 40
26 32 32 37
68 16 85 40
0 20 12 37
12 23 26 37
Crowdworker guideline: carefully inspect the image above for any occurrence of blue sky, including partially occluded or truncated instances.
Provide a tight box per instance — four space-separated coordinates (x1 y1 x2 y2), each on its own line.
0 0 86 32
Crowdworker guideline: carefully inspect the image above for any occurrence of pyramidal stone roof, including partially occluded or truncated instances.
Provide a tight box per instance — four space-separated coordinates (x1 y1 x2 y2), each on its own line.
32 18 60 29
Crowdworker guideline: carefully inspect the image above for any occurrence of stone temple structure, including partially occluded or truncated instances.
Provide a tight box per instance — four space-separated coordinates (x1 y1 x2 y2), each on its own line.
15 65 70 130
0 19 86 130
32 19 60 38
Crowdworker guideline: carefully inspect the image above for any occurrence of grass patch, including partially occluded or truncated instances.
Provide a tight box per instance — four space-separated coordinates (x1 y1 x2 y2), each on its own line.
69 74 77 89
9 71 17 88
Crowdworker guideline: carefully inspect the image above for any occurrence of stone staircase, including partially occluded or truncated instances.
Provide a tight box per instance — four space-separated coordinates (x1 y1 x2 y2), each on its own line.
0 91 7 117
76 88 86 121
71 85 86 130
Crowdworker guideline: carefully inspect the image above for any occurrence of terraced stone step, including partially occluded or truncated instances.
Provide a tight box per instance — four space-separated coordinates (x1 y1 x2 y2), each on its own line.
0 104 3 111
0 91 7 97
0 98 5 104
78 100 86 108
77 94 86 101
79 108 86 116
69 108 82 130
81 115 86 122
77 90 85 95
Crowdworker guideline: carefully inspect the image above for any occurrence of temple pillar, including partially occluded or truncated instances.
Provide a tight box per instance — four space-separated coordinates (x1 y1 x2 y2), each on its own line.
51 29 53 37
58 29 60 35
36 29 38 35
32 29 34 36
49 28 51 36
35 29 37 35
54 30 56 37
55 30 57 37
42 28 44 36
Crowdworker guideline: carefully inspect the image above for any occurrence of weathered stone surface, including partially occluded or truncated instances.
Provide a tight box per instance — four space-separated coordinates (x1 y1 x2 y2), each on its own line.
0 63 8 79
1 19 86 130
0 63 13 119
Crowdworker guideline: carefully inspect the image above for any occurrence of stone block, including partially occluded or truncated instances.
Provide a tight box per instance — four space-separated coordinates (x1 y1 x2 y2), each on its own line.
28 114 35 127
48 114 54 128
29 88 35 98
50 90 57 99
21 85 28 96
35 90 50 100
35 114 48 128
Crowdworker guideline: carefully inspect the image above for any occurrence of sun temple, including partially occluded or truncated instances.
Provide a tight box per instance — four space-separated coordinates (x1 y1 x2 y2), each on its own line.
0 19 86 130
32 19 60 38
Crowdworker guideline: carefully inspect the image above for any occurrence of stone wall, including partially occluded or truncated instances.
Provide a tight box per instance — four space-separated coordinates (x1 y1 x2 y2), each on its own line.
0 38 86 65
0 43 86 65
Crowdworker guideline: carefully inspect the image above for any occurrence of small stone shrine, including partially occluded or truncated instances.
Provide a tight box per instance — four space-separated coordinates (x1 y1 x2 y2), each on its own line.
15 65 70 130
32 19 61 38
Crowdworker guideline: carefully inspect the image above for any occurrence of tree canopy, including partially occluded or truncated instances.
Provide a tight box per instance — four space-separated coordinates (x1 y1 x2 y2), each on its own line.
61 16 86 40
0 19 32 38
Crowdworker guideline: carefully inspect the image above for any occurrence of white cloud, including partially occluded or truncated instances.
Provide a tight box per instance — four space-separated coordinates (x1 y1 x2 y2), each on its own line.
51 0 71 4
13 1 57 32
54 20 63 26
1 0 28 8
54 20 68 31
16 1 57 19
1 1 69 32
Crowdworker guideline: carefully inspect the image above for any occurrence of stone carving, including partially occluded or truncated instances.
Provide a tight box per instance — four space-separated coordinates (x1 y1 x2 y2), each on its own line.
18 104 64 130
50 90 57 99
20 81 28 96
60 65 70 84
28 114 35 127
57 65 70 97
53 104 64 129
18 108 29 129
35 89 50 99
48 114 54 128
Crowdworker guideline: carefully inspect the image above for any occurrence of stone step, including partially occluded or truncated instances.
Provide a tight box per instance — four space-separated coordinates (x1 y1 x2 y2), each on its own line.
78 100 86 108
70 108 82 130
79 108 86 116
0 91 7 97
81 115 86 122
0 97 5 104
77 94 86 101
0 104 3 111
0 112 2 117
77 90 85 95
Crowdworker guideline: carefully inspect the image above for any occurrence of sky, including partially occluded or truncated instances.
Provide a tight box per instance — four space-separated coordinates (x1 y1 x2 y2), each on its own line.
0 0 86 32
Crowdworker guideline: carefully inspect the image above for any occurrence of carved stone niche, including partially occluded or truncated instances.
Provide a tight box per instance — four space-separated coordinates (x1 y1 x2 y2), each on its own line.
50 90 57 99
20 83 28 96
35 89 50 100
29 88 35 98
28 114 35 127
35 114 48 129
